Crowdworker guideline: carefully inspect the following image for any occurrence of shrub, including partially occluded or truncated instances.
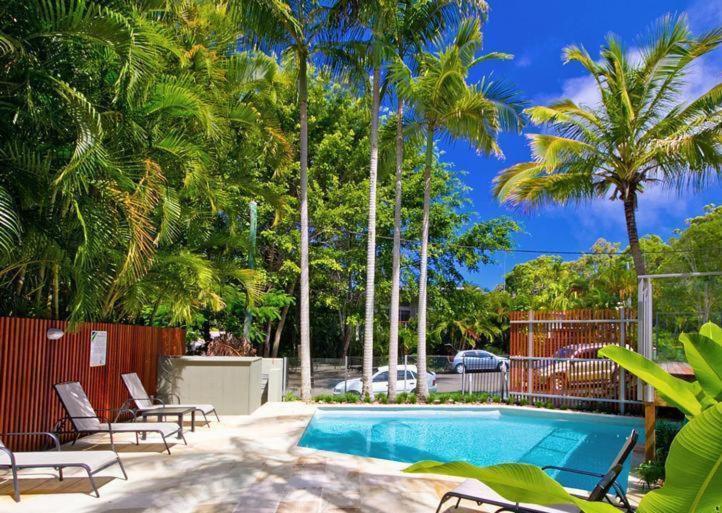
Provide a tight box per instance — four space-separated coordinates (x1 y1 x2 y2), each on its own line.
637 460 665 489
283 391 300 402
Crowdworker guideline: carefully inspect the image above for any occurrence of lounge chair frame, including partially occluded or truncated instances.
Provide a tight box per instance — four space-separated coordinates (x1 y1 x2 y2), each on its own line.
120 372 220 430
0 431 126 502
53 381 186 455
435 429 638 513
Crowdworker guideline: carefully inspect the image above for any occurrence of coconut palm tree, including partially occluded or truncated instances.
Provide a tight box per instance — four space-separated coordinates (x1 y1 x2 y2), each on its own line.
392 17 523 400
231 0 321 401
385 0 488 402
493 15 722 276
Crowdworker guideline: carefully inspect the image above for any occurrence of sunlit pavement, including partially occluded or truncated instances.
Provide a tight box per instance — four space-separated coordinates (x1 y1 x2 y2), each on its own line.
0 402 644 513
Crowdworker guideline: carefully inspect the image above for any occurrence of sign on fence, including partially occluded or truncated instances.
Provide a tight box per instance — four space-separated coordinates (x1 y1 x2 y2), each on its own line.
90 330 108 367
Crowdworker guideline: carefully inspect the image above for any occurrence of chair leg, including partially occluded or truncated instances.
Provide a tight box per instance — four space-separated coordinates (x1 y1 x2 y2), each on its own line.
85 467 100 498
109 430 115 452
201 411 210 429
59 467 64 481
135 432 139 445
180 430 188 446
71 433 80 446
213 409 220 422
116 457 128 480
161 434 171 455
11 465 20 502
435 493 451 513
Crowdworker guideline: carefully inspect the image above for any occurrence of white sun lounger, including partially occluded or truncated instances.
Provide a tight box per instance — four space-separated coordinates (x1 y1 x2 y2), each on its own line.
121 372 219 430
53 381 185 455
0 432 126 502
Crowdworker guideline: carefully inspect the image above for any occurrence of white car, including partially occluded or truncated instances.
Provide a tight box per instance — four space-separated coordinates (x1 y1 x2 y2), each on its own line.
333 365 437 395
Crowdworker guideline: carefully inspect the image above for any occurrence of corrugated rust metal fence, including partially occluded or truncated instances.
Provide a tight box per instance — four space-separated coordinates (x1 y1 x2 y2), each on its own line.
0 316 184 450
508 309 641 412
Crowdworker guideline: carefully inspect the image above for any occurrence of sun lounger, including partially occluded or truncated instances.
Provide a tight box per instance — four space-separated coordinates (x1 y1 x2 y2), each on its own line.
0 432 126 502
121 372 219 430
435 429 638 513
53 381 185 455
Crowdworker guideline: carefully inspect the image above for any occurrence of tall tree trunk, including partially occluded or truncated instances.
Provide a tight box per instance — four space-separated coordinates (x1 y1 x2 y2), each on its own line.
342 327 352 359
263 321 272 357
298 49 312 402
623 193 646 276
388 96 404 402
361 65 382 399
416 127 434 401
272 303 290 358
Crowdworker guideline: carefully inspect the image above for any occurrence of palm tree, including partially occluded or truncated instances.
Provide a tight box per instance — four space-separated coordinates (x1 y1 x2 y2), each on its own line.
493 15 722 276
327 0 489 399
392 17 523 400
232 0 321 401
385 0 488 402
0 1 275 325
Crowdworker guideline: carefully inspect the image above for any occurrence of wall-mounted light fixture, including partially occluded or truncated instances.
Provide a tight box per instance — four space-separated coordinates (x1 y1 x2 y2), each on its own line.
46 328 65 341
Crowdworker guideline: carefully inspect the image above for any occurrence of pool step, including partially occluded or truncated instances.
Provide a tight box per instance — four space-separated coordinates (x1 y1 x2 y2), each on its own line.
518 428 586 467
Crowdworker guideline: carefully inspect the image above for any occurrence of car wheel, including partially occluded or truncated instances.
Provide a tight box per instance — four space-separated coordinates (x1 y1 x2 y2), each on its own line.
455 363 465 374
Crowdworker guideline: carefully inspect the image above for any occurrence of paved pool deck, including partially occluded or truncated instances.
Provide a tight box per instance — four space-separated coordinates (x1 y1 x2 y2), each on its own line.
0 402 646 513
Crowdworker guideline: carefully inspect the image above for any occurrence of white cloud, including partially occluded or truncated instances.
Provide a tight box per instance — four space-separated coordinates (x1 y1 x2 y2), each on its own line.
559 75 600 108
573 184 691 236
686 0 722 32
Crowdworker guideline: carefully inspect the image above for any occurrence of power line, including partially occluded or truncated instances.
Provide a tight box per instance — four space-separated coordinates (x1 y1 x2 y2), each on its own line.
330 230 696 256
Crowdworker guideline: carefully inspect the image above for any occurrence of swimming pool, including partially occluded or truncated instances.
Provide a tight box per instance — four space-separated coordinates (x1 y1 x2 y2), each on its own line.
298 406 642 491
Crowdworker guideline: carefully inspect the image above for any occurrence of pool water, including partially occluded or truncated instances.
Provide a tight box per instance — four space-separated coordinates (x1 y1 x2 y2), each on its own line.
298 407 642 491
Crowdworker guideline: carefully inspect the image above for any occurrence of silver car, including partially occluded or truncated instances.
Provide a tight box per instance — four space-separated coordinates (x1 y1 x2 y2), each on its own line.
451 350 509 374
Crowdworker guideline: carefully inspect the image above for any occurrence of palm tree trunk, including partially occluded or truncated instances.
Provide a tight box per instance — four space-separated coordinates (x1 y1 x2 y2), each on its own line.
298 49 312 402
416 127 434 401
623 193 646 276
362 64 382 399
388 96 404 402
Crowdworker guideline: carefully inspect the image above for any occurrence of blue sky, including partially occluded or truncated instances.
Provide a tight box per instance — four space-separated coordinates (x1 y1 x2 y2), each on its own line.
439 0 722 289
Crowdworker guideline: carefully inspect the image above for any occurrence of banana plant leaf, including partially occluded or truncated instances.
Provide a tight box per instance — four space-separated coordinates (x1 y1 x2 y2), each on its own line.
680 333 722 401
403 461 619 513
599 345 703 418
638 402 722 513
699 322 722 344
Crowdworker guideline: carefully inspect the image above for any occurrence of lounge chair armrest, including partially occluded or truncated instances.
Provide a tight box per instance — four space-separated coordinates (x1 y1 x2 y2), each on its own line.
155 393 180 405
3 432 61 450
542 465 605 478
94 407 137 422
0 446 16 467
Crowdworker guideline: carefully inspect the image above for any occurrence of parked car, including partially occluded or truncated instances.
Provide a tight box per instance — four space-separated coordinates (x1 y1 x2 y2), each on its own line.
536 343 628 393
333 365 437 395
452 350 509 374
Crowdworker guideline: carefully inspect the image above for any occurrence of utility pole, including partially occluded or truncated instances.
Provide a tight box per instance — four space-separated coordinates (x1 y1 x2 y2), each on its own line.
243 201 257 341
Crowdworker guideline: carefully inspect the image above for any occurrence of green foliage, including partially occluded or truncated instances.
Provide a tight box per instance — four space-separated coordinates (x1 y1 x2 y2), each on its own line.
637 460 665 489
599 345 705 418
283 391 300 402
404 462 618 513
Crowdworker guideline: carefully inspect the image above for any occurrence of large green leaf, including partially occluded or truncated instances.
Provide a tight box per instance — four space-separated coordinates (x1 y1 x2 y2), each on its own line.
638 402 722 513
681 333 722 401
599 345 703 417
403 461 619 513
699 322 722 344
